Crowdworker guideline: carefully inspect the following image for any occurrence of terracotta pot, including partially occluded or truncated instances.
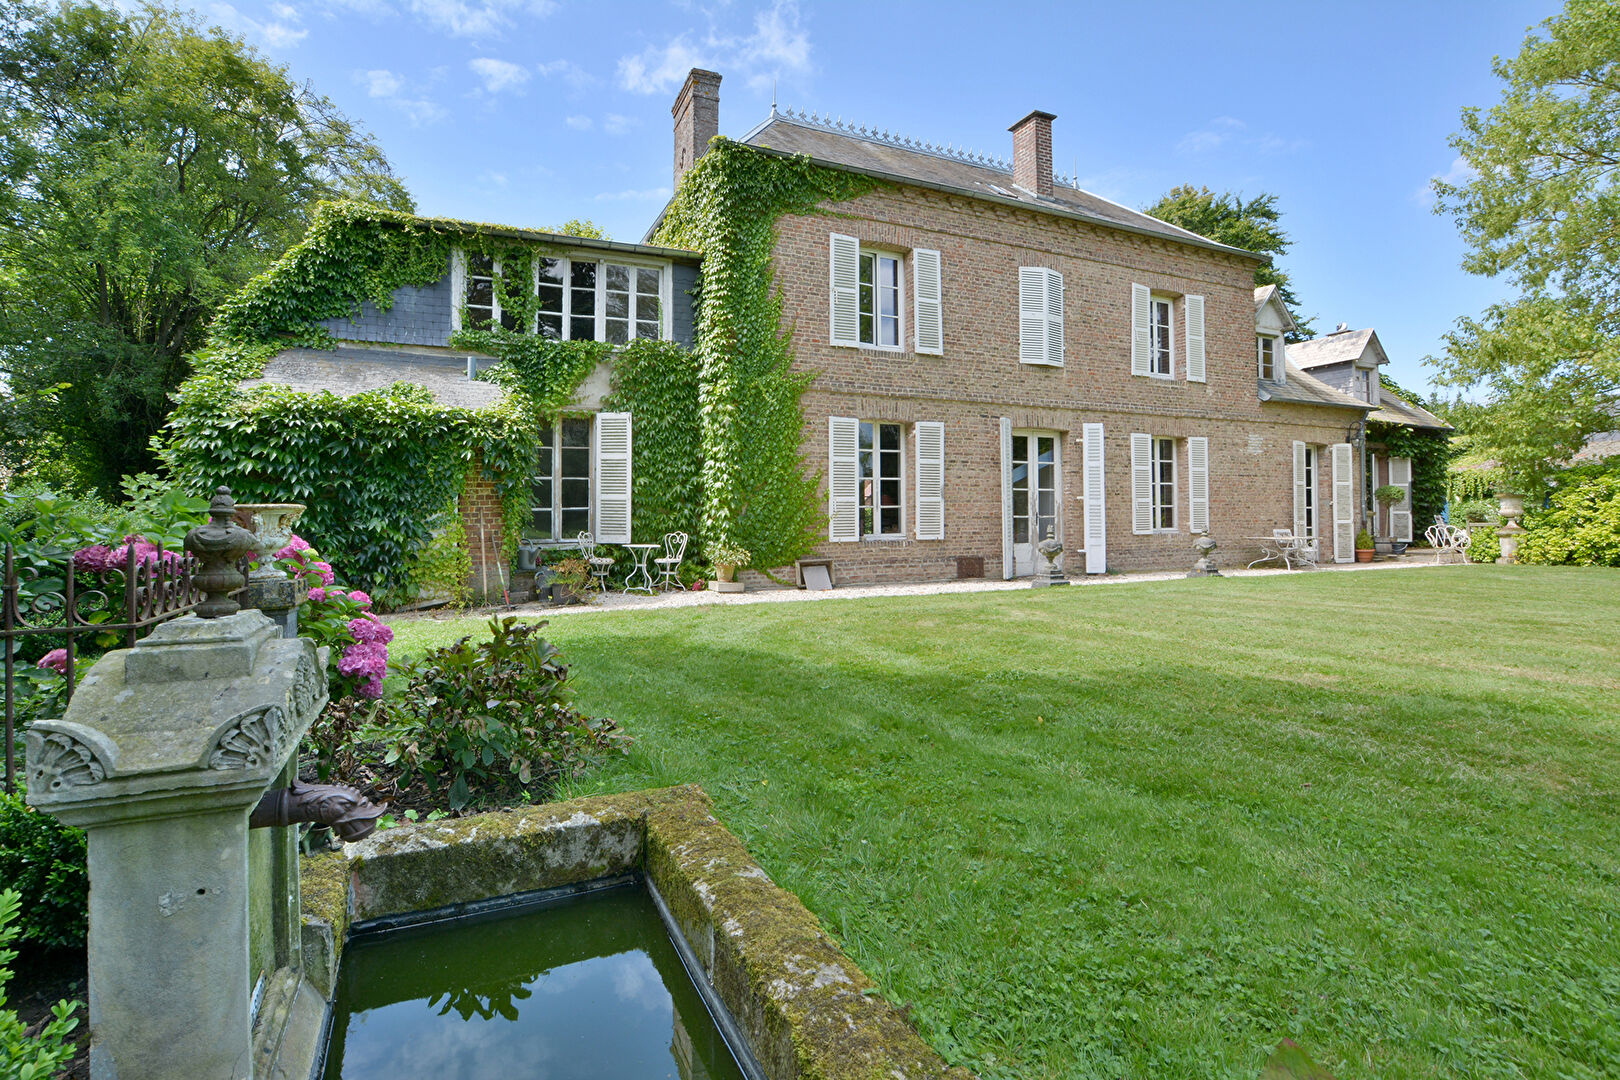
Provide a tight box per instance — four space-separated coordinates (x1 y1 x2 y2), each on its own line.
1355 549 1375 563
716 564 736 583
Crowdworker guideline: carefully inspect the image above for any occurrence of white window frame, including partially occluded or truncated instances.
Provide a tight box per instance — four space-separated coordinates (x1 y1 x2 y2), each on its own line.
1302 444 1319 540
858 248 905 351
1151 436 1177 531
530 415 594 544
1258 334 1279 381
1149 294 1175 378
456 247 670 342
456 251 518 333
858 420 906 539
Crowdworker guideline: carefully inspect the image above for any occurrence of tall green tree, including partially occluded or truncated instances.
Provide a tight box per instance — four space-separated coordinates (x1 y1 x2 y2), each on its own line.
1144 185 1314 339
0 0 412 492
1433 0 1620 490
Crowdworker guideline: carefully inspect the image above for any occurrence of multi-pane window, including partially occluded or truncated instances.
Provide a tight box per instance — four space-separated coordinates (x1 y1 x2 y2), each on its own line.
1151 436 1177 530
1302 445 1318 538
1150 297 1174 376
1357 368 1373 402
462 249 665 341
1258 335 1278 380
859 421 902 536
605 264 663 344
465 255 519 331
531 417 592 541
859 252 901 348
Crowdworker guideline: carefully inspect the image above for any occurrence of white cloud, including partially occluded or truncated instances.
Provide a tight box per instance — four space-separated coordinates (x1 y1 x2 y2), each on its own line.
468 56 530 93
352 68 446 126
536 58 597 87
603 113 635 135
565 114 592 130
1415 155 1477 204
206 1 307 47
361 68 404 98
405 0 556 36
617 0 811 95
1177 116 1307 156
595 186 674 201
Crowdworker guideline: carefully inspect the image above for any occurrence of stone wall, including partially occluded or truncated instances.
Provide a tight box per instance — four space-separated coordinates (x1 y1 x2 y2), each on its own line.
763 182 1366 580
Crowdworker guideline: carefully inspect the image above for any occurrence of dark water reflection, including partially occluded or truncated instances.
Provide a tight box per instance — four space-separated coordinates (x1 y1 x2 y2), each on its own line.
322 886 747 1080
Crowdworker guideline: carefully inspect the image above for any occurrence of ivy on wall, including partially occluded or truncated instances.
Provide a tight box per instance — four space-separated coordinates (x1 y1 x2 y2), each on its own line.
652 138 878 569
1367 421 1453 530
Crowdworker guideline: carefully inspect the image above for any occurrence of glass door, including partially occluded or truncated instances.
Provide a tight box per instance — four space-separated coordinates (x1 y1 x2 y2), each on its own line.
1011 431 1058 575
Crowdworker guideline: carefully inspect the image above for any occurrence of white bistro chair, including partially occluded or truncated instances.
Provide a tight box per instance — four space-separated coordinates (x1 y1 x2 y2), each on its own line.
576 531 616 591
654 531 688 591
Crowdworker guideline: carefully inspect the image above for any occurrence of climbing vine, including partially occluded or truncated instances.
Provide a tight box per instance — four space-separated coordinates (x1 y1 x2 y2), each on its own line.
1367 421 1452 531
652 138 879 569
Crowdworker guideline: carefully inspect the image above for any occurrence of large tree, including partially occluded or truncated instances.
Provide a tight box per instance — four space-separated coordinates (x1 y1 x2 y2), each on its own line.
0 0 412 492
1144 185 1314 339
1433 0 1620 490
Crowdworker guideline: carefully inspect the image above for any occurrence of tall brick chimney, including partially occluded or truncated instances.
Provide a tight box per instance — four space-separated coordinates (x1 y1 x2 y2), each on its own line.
1009 110 1056 197
673 68 722 187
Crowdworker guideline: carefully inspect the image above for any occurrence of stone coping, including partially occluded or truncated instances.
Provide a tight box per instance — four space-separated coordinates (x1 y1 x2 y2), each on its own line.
302 785 970 1080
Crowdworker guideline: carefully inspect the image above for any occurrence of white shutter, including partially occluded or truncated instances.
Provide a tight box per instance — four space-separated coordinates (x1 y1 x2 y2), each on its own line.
1184 295 1206 383
1131 283 1152 376
1187 436 1210 534
1019 268 1047 365
829 234 860 347
594 412 632 543
1045 269 1064 366
1082 423 1106 574
449 248 466 333
913 248 943 355
1292 441 1308 539
1131 432 1153 535
999 418 1014 579
1389 456 1413 542
828 416 859 541
1331 442 1354 563
914 421 945 540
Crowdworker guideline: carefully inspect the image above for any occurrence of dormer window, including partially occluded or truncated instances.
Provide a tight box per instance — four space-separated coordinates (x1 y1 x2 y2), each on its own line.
1258 335 1278 381
1357 368 1377 404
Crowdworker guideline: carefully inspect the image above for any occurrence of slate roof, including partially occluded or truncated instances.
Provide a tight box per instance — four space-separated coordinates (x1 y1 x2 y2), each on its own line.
1258 363 1373 412
731 113 1261 261
1572 427 1620 462
1369 392 1450 431
240 348 506 410
1285 328 1382 371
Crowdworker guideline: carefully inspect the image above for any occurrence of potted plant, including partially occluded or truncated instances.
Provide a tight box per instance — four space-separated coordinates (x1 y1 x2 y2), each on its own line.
1373 485 1407 513
1354 528 1376 562
548 556 593 605
707 542 751 594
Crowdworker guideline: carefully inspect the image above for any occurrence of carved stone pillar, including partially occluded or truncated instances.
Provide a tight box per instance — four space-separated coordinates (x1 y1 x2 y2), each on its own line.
25 611 329 1079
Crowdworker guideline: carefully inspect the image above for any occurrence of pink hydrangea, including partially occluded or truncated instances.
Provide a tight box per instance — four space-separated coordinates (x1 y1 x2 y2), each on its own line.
306 587 327 603
346 590 372 609
37 648 68 675
275 535 312 559
312 561 335 586
354 674 384 699
338 641 389 680
72 545 120 572
348 616 393 645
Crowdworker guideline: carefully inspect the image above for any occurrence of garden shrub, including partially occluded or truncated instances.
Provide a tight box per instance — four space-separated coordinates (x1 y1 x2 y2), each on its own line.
0 794 86 953
381 617 628 809
280 536 394 700
1467 524 1501 563
1519 459 1620 566
0 889 78 1080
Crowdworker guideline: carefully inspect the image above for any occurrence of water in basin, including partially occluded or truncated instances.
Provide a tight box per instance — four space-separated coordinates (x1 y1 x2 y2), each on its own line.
321 885 748 1079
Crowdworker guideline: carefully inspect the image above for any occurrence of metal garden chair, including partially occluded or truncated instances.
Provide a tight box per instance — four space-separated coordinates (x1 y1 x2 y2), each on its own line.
654 531 688 591
576 531 615 591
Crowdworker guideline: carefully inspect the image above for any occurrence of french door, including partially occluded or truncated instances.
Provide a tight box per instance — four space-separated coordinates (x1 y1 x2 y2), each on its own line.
1010 431 1059 575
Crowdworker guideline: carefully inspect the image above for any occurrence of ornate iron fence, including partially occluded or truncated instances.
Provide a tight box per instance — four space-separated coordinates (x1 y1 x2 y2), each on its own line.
2 540 201 793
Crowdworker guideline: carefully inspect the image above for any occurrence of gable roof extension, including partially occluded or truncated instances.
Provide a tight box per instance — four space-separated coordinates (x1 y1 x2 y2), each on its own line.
1254 284 1297 334
1369 391 1450 431
1259 361 1374 412
1286 327 1388 371
727 111 1264 262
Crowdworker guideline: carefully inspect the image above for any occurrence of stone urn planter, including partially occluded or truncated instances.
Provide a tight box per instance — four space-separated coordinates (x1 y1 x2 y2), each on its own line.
1495 491 1527 564
234 502 305 580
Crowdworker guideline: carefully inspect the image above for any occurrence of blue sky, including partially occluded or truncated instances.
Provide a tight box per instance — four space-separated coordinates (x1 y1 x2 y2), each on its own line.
204 0 1561 395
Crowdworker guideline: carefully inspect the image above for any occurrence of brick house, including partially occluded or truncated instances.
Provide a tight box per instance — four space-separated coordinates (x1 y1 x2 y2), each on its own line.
660 69 1374 581
1285 326 1449 542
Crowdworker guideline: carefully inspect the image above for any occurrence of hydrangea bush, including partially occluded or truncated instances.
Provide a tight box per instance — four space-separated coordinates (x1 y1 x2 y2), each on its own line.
286 536 393 700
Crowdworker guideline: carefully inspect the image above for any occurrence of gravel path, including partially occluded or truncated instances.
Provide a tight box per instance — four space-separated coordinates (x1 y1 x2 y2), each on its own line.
396 554 1452 621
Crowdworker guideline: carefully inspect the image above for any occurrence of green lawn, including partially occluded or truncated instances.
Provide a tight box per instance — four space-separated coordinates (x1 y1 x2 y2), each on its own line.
388 566 1620 1080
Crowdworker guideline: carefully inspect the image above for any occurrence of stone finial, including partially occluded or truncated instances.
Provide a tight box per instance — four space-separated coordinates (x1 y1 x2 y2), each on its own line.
1189 533 1222 577
185 486 260 619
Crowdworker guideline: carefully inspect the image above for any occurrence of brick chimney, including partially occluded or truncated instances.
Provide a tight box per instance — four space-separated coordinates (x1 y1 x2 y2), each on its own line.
673 68 722 187
1009 110 1056 197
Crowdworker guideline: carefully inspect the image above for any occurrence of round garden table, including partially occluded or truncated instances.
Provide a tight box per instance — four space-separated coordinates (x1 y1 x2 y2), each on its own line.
624 544 659 594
